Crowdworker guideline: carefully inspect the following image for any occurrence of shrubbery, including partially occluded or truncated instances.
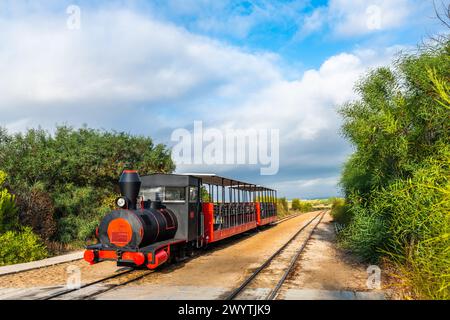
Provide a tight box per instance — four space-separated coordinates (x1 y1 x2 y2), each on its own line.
291 198 300 210
0 227 48 266
337 202 388 262
373 152 449 298
53 184 113 243
15 183 57 241
337 38 449 298
330 198 351 225
0 171 18 233
0 170 48 265
277 197 289 217
291 198 313 212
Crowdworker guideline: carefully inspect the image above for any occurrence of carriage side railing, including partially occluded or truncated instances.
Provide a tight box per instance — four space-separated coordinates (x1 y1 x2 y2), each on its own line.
259 202 277 219
212 202 256 230
211 201 277 230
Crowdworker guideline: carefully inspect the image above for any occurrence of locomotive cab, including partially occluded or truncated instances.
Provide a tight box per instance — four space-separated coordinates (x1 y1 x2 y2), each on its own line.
139 174 201 243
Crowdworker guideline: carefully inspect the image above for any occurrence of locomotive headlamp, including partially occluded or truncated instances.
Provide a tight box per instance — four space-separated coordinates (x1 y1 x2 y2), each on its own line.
116 197 127 208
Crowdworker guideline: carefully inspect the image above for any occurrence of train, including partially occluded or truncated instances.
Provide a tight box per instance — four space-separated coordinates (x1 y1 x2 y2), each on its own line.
84 170 278 269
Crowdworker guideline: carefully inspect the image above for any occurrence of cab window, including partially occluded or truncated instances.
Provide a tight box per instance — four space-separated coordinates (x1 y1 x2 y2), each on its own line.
189 187 198 203
164 187 186 202
139 187 163 201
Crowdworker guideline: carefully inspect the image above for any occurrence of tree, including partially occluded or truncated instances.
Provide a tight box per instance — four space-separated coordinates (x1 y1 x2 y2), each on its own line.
201 186 212 202
0 125 175 192
340 40 450 197
278 197 288 211
291 198 301 211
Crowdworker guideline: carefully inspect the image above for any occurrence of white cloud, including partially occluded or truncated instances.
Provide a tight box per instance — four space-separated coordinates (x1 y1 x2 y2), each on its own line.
275 176 340 199
331 0 411 36
4 118 32 134
217 49 395 142
296 6 327 39
298 0 418 38
0 9 281 113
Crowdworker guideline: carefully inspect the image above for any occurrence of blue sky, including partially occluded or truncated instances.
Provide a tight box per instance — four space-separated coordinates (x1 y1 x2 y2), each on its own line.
0 0 447 198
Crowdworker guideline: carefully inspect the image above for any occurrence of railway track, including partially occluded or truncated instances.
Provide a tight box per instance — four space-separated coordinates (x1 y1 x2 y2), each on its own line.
0 211 320 300
42 212 311 300
40 268 154 300
45 211 323 300
273 212 304 225
224 211 326 300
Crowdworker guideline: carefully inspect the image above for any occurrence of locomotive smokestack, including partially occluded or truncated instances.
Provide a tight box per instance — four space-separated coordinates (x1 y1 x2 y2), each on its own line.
119 170 141 210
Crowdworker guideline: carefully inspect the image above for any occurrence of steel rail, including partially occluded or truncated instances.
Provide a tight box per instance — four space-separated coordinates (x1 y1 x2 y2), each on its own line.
22 211 319 300
80 270 155 300
267 212 325 300
40 268 136 300
224 211 324 300
273 212 304 225
48 211 309 300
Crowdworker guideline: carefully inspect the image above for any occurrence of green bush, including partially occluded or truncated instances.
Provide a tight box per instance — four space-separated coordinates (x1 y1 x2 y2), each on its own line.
0 227 48 266
291 198 301 210
201 186 212 202
375 154 450 299
0 171 18 233
338 153 450 297
277 197 289 217
338 202 388 262
53 184 101 217
0 126 175 193
58 214 103 244
54 185 115 243
15 183 56 241
330 198 352 225
299 201 313 212
293 199 314 212
337 38 450 298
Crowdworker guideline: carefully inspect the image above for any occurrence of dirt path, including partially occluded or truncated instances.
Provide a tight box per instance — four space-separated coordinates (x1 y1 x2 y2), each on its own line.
276 213 385 299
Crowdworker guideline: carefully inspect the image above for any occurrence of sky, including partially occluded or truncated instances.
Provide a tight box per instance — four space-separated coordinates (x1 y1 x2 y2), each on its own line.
0 0 447 199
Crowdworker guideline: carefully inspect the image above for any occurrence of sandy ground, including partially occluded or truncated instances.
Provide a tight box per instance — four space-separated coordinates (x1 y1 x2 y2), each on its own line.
0 259 120 288
244 214 322 291
277 213 380 297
